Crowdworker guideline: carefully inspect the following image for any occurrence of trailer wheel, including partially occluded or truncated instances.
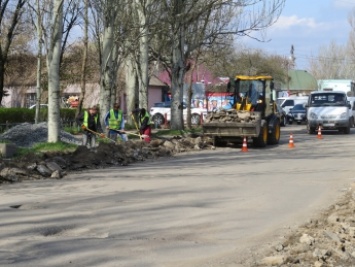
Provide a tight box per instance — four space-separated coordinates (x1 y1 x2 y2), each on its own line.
268 119 281 145
253 124 268 147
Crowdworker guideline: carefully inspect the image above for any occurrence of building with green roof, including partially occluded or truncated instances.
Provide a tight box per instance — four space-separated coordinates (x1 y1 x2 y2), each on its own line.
278 69 318 97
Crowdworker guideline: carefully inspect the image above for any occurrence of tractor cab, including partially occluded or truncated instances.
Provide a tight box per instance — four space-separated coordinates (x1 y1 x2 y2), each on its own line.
231 75 275 118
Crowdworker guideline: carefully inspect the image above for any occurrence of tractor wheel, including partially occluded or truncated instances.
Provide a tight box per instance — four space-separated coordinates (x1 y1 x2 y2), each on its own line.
268 119 281 145
253 124 268 147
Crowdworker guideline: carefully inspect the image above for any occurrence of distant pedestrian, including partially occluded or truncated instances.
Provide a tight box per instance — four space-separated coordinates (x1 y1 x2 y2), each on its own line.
76 105 104 149
104 103 128 142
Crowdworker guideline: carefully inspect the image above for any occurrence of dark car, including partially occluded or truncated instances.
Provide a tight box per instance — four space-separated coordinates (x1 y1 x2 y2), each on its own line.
288 103 307 124
275 102 288 126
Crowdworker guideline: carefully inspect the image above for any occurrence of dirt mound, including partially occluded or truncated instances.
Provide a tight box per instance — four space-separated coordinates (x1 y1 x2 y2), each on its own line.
254 185 355 267
0 126 215 184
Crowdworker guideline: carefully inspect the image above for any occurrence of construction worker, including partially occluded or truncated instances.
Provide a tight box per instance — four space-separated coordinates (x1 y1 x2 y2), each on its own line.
76 105 104 149
140 108 152 143
132 107 152 143
104 102 128 142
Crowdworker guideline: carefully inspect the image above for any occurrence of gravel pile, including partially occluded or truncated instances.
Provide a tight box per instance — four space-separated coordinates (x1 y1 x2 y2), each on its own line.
0 122 82 147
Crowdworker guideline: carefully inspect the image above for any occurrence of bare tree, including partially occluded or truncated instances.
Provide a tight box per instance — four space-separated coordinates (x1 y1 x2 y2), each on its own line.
125 53 138 123
0 0 28 105
90 0 133 126
307 9 355 80
46 0 63 142
151 0 285 130
345 8 355 79
76 0 89 117
308 41 347 80
27 0 44 123
131 0 152 110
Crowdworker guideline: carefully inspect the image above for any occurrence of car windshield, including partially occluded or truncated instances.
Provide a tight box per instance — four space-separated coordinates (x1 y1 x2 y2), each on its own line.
309 93 347 107
291 104 305 111
238 80 264 105
153 102 171 107
276 99 284 106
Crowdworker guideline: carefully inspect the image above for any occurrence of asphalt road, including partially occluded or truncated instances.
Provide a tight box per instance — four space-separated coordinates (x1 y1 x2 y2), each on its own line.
1 125 355 267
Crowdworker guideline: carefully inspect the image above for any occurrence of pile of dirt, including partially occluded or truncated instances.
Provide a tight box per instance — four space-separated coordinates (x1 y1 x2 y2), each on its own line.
0 124 215 184
253 185 355 267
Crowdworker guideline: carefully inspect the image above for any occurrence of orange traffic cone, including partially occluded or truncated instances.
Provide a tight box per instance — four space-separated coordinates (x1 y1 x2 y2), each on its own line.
288 133 295 148
317 125 323 139
241 137 248 152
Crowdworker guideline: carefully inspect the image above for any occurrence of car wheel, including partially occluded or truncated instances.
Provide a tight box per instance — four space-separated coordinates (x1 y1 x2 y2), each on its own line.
307 123 316 134
351 116 355 128
283 116 287 126
152 113 165 127
191 114 200 125
280 116 286 127
343 123 351 134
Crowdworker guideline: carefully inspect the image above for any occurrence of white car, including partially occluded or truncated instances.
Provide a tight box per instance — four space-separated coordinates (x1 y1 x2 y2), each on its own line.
150 101 207 127
347 96 355 127
277 96 308 115
306 91 351 134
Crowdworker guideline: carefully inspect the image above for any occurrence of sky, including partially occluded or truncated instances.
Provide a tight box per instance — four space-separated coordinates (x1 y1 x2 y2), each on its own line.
244 0 355 70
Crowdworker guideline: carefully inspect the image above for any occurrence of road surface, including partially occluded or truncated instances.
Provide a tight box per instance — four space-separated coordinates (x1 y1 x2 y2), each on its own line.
0 125 354 267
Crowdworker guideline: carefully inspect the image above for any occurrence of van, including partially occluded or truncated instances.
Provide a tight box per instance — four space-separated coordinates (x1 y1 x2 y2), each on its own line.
277 96 308 115
347 96 355 127
306 91 351 134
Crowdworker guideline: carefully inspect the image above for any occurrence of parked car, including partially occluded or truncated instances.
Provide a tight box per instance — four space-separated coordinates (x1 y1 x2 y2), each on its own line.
288 103 307 124
153 101 172 108
277 96 308 115
150 101 206 127
275 102 288 126
306 91 351 134
347 96 355 127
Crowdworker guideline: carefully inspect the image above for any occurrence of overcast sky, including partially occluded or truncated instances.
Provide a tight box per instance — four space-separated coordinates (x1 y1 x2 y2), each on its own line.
244 0 354 70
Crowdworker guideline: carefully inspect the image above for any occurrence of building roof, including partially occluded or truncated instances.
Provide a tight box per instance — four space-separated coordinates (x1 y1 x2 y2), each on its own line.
149 76 167 87
282 70 317 91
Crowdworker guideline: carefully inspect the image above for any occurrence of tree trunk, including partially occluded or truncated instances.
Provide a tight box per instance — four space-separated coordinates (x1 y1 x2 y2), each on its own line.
135 0 150 110
35 0 43 124
186 64 195 130
76 0 89 118
47 0 63 143
99 24 114 126
0 0 27 105
0 62 5 106
170 0 186 130
125 54 138 125
170 60 185 130
110 43 119 105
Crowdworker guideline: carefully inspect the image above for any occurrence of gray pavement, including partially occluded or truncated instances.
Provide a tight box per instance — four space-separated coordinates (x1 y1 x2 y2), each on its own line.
0 125 354 267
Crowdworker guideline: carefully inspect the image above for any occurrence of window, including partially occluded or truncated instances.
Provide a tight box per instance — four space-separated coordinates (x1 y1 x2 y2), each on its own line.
282 100 294 107
25 93 36 107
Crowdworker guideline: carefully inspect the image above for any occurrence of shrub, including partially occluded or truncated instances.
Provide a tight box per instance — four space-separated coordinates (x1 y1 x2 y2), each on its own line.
0 107 76 124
